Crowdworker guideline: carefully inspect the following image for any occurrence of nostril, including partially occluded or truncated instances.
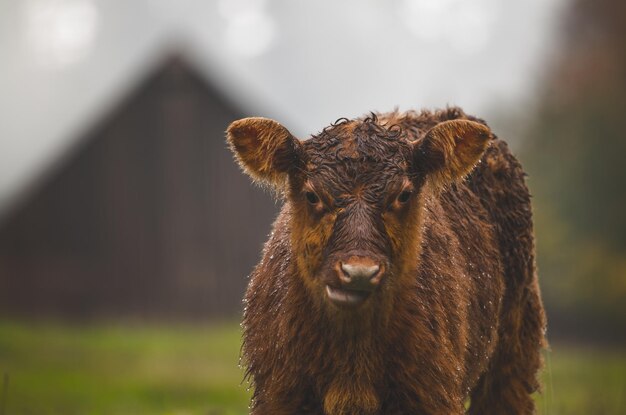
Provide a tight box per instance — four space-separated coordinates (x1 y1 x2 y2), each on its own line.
341 262 380 281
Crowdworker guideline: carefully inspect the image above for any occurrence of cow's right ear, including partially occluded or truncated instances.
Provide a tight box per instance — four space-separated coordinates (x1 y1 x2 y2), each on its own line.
226 117 305 188
413 119 491 188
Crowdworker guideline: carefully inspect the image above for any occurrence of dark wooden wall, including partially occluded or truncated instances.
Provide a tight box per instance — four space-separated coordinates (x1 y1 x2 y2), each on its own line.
0 57 279 318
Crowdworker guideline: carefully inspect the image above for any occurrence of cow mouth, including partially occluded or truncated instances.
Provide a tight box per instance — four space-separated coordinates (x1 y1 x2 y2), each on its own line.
325 285 372 308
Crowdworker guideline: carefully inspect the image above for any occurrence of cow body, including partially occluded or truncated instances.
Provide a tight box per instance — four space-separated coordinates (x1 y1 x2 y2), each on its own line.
227 108 546 415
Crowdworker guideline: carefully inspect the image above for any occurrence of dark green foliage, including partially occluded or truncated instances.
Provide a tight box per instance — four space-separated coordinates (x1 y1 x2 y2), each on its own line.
520 0 626 339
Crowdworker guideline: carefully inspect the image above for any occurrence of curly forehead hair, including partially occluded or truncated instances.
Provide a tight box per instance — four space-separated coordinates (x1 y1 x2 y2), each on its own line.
304 113 411 170
317 113 403 139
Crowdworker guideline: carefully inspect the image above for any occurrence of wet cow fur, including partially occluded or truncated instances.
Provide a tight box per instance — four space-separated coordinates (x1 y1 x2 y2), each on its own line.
226 107 546 414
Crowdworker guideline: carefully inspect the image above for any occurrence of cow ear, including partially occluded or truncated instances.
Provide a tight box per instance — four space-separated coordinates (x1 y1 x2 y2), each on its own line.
414 119 492 187
226 117 305 188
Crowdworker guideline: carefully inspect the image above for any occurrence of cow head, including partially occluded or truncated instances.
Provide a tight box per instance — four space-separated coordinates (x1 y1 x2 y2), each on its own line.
227 115 491 312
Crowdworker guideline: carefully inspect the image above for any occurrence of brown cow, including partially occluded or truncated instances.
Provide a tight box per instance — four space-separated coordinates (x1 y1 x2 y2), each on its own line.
226 107 546 415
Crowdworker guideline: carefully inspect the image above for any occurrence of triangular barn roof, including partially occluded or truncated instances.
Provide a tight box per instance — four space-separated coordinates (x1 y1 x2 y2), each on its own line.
0 56 278 318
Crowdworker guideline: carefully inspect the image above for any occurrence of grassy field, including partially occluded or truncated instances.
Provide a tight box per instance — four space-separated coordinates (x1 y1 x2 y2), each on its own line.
0 320 624 415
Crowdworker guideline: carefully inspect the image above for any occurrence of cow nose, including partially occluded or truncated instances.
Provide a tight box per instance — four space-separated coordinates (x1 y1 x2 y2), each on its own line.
341 263 379 280
338 258 384 288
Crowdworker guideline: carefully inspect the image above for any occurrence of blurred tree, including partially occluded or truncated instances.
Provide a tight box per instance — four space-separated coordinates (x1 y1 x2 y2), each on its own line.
521 0 626 341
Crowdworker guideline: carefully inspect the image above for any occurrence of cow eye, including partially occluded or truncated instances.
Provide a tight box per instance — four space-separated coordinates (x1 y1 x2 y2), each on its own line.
397 190 412 204
305 191 320 205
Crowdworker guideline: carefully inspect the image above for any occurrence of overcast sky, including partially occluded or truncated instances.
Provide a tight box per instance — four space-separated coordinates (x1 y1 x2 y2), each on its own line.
0 0 567 212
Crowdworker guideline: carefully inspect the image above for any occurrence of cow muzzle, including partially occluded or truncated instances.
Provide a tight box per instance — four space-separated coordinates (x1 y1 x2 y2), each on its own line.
325 256 385 308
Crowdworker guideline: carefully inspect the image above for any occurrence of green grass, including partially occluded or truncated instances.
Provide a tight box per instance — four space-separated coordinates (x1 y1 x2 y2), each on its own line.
0 320 250 415
0 320 624 414
537 345 626 415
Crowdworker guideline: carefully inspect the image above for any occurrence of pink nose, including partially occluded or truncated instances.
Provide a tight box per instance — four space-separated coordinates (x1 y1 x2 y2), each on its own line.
337 257 384 288
341 262 379 280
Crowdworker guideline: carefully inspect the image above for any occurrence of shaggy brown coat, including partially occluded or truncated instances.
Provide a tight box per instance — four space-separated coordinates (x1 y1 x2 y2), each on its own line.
226 107 546 415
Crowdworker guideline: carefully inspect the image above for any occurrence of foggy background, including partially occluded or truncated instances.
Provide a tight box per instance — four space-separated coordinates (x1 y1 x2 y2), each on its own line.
0 0 564 212
0 0 625 414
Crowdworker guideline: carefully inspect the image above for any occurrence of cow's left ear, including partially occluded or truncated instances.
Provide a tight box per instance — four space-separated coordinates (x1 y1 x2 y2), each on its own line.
414 119 492 187
226 117 305 189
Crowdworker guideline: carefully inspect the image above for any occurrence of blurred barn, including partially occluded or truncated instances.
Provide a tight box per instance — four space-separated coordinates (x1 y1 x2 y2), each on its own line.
0 56 277 318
